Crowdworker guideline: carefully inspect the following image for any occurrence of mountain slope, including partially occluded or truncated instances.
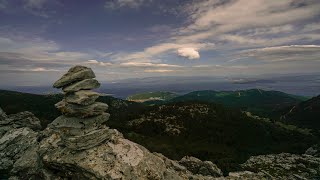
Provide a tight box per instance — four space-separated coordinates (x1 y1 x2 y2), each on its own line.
169 89 307 118
0 89 317 174
280 95 320 130
122 101 317 173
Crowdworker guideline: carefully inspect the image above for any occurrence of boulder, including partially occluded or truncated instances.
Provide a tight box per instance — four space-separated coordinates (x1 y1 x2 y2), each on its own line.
0 128 39 175
62 79 100 92
65 90 100 105
178 156 223 177
0 111 41 137
55 101 108 118
53 66 95 88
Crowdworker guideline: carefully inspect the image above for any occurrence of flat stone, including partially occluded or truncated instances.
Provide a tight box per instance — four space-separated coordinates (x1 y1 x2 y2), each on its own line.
65 90 100 105
48 114 110 136
55 101 108 118
62 79 100 92
63 128 112 150
53 66 95 88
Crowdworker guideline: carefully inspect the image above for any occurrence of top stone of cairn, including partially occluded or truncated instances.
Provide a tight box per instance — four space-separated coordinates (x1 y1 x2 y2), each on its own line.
53 66 95 88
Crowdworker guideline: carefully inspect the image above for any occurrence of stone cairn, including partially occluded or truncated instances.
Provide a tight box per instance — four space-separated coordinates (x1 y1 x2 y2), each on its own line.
51 65 113 150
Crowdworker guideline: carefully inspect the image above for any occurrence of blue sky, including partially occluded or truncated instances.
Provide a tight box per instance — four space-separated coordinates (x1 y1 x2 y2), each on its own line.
0 0 320 86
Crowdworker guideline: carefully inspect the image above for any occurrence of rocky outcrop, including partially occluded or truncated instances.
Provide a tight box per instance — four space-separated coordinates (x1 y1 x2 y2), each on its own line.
0 109 41 178
0 111 41 137
0 127 40 178
179 156 223 177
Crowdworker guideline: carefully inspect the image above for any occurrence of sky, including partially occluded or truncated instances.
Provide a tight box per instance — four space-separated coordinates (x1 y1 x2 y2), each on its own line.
0 0 320 87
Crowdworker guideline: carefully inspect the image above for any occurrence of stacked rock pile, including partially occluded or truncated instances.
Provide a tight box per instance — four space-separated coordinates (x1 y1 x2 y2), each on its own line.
51 65 113 150
53 65 108 118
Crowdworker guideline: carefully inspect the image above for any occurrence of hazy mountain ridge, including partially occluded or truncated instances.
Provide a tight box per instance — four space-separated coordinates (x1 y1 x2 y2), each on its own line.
131 89 307 118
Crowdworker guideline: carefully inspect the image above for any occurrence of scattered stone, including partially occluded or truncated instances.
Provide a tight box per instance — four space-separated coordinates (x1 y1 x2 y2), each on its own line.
55 101 108 118
65 90 100 105
62 79 100 92
53 66 95 88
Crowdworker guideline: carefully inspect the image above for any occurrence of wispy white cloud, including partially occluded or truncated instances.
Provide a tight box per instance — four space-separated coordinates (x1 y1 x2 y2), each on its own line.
144 69 174 73
120 62 182 68
241 45 320 62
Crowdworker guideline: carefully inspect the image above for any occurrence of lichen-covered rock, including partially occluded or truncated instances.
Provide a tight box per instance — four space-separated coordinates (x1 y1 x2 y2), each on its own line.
40 131 191 180
179 156 223 177
55 101 108 118
53 66 95 88
241 153 320 179
0 111 41 137
62 79 100 92
0 128 39 175
65 90 100 105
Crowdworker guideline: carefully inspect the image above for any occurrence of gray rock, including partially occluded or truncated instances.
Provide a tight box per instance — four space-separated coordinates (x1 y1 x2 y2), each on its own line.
65 90 100 105
48 113 110 134
44 114 111 150
179 156 223 177
0 111 41 137
55 101 108 118
53 66 95 88
241 153 320 179
62 79 100 92
0 128 39 173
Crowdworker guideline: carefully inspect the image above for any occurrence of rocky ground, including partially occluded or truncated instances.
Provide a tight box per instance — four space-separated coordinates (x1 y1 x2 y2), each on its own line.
0 66 319 180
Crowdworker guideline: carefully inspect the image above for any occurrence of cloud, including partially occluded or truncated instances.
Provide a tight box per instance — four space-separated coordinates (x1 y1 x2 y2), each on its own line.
144 69 174 73
105 0 152 10
0 36 93 62
30 67 60 72
120 62 182 68
86 60 113 66
241 45 320 62
177 47 200 59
